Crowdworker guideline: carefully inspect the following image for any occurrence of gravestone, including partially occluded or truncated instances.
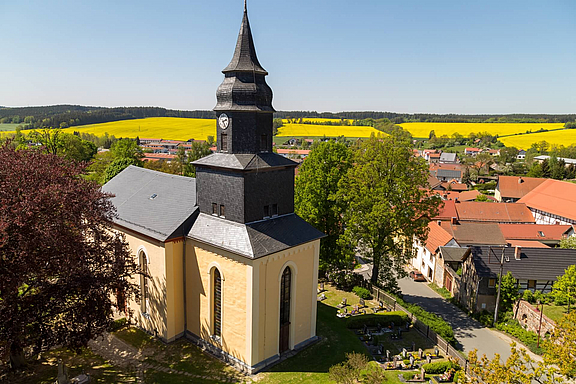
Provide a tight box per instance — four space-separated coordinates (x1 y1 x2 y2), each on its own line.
386 349 390 361
409 354 415 368
418 348 424 359
359 298 365 307
320 282 324 291
56 360 69 384
412 342 416 352
402 348 407 358
434 346 439 357
426 354 432 364
420 367 426 380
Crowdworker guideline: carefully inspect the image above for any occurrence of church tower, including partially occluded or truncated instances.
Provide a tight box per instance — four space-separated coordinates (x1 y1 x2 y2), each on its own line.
193 1 297 224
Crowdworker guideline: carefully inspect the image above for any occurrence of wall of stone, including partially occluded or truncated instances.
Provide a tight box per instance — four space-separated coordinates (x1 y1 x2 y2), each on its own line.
513 300 556 336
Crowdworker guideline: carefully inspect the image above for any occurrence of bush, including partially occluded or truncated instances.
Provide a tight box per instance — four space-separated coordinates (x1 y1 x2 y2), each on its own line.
394 295 456 345
523 289 534 304
345 311 409 329
472 310 493 327
352 286 372 300
422 360 461 374
495 319 544 355
454 370 466 383
402 371 420 380
326 270 364 291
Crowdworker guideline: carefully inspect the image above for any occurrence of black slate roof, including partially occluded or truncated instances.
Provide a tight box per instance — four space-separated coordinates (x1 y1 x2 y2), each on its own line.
439 246 470 262
193 152 297 170
469 246 576 280
102 166 198 242
187 213 325 259
222 2 267 75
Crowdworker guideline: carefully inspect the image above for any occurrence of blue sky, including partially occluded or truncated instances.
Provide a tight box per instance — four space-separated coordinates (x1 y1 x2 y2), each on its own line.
1 0 575 114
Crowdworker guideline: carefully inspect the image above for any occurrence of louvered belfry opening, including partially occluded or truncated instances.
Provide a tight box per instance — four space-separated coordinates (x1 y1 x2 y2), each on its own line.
279 267 291 353
213 269 222 337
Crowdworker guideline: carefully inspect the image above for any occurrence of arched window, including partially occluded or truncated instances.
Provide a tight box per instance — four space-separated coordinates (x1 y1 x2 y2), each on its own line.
213 268 222 337
139 251 149 313
279 267 291 353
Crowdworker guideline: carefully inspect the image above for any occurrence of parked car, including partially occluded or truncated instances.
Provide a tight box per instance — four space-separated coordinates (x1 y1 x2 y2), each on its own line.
409 270 426 282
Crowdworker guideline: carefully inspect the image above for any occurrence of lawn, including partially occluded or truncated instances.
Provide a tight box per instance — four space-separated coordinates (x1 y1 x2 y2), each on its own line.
542 304 570 323
398 122 565 139
0 123 23 131
0 347 137 384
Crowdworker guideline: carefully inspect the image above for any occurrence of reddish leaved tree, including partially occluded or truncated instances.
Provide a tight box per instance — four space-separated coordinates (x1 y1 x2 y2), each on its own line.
0 143 139 369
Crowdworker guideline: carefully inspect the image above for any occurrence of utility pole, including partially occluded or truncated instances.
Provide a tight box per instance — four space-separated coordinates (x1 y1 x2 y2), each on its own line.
537 300 544 348
493 247 505 326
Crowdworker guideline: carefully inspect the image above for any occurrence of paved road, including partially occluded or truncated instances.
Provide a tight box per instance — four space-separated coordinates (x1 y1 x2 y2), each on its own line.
398 277 519 361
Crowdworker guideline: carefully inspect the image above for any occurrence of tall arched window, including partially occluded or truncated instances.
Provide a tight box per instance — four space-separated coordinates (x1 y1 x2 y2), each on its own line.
213 268 222 337
279 267 291 353
139 251 148 313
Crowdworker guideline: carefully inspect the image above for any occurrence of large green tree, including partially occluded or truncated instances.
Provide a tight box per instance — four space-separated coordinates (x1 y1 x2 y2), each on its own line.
338 130 441 290
552 265 576 311
295 141 353 270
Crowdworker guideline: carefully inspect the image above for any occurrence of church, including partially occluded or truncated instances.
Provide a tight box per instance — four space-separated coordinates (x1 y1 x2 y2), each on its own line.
102 2 324 374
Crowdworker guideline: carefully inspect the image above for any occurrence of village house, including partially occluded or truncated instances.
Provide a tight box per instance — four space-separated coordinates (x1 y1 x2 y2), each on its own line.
103 5 324 373
411 221 459 282
498 223 574 248
494 175 545 203
517 149 526 160
435 246 470 300
465 147 481 156
518 179 576 225
430 163 463 182
459 246 576 313
438 221 507 247
453 201 535 223
439 152 458 164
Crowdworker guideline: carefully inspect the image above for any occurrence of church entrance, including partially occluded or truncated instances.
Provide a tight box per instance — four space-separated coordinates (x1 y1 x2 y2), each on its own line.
279 267 291 353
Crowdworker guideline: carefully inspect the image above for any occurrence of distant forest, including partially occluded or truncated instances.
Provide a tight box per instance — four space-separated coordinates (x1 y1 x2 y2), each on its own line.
0 105 575 130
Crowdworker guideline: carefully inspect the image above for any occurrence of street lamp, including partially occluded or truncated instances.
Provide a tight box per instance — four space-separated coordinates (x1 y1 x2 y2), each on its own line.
537 300 544 348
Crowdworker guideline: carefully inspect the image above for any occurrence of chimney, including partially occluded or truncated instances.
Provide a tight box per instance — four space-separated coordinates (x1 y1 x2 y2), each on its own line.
437 220 442 226
518 177 523 184
514 246 522 260
451 217 457 225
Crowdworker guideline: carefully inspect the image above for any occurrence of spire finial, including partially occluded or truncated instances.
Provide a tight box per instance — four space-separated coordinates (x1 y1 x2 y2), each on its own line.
244 0 247 13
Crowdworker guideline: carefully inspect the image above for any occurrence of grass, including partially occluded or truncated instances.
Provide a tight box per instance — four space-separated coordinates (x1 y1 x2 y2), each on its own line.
0 347 136 384
277 123 384 138
398 122 565 139
0 123 23 131
542 304 569 323
428 283 452 300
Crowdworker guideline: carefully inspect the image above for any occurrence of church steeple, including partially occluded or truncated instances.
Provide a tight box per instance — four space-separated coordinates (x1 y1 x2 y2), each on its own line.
214 1 274 153
222 1 267 76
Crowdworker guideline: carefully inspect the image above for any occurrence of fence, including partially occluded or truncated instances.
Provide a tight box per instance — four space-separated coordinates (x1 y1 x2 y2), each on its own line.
370 285 470 374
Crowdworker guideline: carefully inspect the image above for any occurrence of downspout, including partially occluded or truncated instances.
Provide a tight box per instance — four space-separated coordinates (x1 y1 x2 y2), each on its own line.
183 237 187 335
263 259 268 358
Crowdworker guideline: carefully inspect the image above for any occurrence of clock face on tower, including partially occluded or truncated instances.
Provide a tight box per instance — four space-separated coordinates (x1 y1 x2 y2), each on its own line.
218 113 229 130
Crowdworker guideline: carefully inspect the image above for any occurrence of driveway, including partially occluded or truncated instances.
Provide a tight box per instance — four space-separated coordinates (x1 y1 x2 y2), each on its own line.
398 277 532 362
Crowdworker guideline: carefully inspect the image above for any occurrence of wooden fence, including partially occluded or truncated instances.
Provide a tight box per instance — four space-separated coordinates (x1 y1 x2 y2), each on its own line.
370 285 470 374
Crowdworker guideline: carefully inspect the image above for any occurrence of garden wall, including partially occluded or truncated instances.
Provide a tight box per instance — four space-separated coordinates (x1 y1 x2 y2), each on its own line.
513 300 556 337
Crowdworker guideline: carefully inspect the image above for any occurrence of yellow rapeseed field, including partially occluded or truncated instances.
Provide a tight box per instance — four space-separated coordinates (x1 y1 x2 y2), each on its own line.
277 123 383 138
281 118 352 124
58 117 217 141
499 130 576 148
398 122 565 138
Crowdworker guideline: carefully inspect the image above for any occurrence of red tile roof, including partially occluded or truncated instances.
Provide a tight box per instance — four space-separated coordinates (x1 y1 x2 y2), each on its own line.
497 176 546 200
441 181 468 191
434 200 458 220
425 222 454 253
440 221 506 245
498 223 572 241
276 149 310 155
507 240 550 248
518 179 576 222
455 201 535 223
143 153 177 162
442 190 481 202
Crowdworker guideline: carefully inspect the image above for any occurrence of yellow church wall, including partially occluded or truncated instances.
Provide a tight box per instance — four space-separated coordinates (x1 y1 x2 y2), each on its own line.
164 239 185 341
185 241 249 364
121 229 169 340
256 239 320 364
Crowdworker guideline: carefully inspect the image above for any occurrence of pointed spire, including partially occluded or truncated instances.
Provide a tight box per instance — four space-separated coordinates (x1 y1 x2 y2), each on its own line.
222 0 268 75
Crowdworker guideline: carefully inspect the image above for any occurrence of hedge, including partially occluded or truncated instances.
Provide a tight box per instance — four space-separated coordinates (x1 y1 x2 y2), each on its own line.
495 319 544 355
422 360 461 374
345 311 409 329
394 295 456 345
352 286 372 300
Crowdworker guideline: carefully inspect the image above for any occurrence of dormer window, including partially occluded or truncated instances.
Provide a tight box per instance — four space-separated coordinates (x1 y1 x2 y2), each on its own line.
272 204 278 217
263 205 270 219
212 203 218 215
219 205 225 218
538 231 545 237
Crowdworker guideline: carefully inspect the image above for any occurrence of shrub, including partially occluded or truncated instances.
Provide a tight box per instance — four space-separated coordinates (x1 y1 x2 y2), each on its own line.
402 371 419 380
394 295 456 345
345 311 409 329
523 289 534 304
326 270 364 291
422 360 461 374
352 286 372 300
403 359 411 366
472 310 493 327
454 370 466 383
495 319 544 355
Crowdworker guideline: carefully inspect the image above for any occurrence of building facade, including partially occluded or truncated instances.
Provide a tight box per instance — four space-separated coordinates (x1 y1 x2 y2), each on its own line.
103 4 324 373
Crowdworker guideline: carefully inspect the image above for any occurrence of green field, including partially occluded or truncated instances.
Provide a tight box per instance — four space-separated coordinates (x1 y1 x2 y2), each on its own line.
398 122 565 139
0 123 24 131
